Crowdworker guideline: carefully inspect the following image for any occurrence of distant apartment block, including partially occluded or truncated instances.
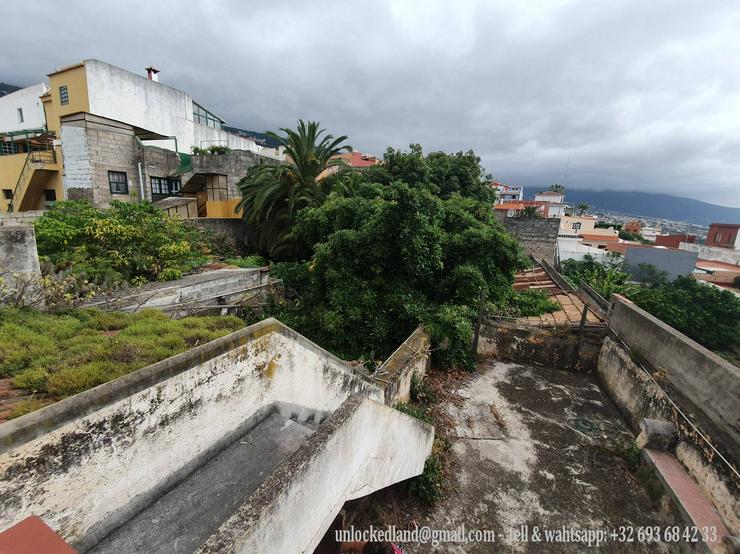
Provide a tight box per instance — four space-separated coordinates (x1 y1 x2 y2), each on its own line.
0 59 284 217
705 223 740 250
490 181 523 204
623 220 642 234
558 215 618 238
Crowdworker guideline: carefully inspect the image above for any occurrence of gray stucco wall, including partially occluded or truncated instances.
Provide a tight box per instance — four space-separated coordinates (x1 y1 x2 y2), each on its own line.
494 213 560 263
608 295 739 453
597 337 739 533
0 226 41 306
624 247 698 281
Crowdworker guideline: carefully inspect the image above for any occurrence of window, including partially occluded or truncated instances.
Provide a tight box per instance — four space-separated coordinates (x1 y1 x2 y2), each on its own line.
1 142 17 155
571 222 582 231
192 102 223 129
108 171 129 194
59 85 69 105
150 176 182 196
17 108 23 123
3 189 12 200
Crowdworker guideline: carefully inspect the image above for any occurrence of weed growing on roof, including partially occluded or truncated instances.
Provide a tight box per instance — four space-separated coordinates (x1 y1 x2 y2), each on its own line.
0 307 244 413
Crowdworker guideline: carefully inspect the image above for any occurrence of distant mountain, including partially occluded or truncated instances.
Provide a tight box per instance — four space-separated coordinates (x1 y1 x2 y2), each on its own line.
0 83 21 97
541 189 740 226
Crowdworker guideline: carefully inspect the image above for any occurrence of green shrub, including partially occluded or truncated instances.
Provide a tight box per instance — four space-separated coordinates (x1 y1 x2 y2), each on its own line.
394 402 433 424
224 255 268 268
410 373 436 403
405 454 443 504
34 200 223 284
490 289 560 318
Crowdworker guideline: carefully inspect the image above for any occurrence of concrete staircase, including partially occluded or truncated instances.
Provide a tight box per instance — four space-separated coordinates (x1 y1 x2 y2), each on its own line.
90 413 314 554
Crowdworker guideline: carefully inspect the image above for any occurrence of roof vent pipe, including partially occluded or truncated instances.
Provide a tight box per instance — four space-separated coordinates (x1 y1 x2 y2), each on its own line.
145 65 160 82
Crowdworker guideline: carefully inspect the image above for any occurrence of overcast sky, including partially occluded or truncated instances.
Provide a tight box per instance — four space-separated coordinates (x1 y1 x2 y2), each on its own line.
4 0 740 206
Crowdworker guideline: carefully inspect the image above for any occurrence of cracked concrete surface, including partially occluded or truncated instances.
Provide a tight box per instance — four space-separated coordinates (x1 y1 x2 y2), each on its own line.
421 361 690 553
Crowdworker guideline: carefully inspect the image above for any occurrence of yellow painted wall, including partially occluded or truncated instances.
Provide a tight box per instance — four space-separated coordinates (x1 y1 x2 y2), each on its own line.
205 198 242 218
0 154 27 212
0 148 63 213
45 63 90 134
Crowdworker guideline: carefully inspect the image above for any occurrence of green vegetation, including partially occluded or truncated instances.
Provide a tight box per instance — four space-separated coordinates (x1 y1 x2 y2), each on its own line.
495 289 560 317
224 255 268 268
618 229 651 244
548 183 565 194
395 373 447 504
236 120 352 257
0 307 244 409
192 144 231 155
262 147 522 369
34 200 236 285
577 202 589 215
561 255 740 351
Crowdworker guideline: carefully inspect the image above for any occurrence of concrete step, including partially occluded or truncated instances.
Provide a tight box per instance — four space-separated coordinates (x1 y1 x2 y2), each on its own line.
642 449 731 552
89 413 314 554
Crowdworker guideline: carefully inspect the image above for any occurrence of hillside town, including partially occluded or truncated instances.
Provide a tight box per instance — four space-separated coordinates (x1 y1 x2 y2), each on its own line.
0 21 739 554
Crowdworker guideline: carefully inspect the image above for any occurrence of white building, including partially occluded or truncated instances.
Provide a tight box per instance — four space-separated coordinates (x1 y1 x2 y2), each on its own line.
74 60 281 158
534 191 565 204
491 182 523 204
0 83 48 135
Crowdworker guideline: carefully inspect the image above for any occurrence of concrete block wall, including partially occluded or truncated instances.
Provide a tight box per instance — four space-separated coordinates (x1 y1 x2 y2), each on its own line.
184 217 251 250
61 114 139 207
494 213 560 263
478 319 607 373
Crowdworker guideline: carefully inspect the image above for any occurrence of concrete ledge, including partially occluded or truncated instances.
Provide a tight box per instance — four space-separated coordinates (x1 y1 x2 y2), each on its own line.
642 449 730 553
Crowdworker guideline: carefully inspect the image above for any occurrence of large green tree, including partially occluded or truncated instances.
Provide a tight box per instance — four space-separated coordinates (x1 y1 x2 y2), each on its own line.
270 146 524 367
236 120 351 257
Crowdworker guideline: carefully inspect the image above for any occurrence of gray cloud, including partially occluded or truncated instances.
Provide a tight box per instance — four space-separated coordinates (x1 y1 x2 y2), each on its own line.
4 0 740 206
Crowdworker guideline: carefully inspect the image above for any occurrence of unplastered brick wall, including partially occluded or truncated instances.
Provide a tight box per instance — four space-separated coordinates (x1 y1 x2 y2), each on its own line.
86 125 138 207
141 146 181 202
494 214 560 262
192 150 277 198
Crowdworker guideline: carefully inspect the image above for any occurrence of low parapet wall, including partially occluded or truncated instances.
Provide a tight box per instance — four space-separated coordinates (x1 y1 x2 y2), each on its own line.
0 318 385 549
597 337 739 534
477 319 607 372
373 326 431 404
199 395 433 553
607 295 740 452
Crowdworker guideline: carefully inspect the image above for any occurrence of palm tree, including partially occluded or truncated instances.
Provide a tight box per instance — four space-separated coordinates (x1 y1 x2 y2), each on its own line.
521 206 540 218
236 120 351 257
577 202 589 216
548 183 565 194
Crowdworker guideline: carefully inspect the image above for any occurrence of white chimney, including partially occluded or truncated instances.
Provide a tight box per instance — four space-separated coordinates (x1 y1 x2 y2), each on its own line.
145 65 160 82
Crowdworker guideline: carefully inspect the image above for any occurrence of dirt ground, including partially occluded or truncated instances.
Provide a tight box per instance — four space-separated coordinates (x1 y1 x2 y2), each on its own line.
353 360 693 553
